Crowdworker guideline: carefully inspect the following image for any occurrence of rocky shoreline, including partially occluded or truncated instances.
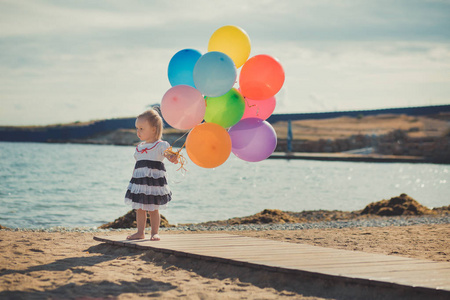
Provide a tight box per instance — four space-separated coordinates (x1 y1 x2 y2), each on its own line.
93 193 449 232
2 194 448 233
2 212 448 234
163 215 450 234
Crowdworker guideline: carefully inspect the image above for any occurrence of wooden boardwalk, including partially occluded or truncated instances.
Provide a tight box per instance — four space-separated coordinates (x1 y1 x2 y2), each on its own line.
94 233 450 298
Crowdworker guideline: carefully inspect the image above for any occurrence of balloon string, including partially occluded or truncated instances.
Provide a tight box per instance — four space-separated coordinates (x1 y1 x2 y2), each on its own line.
165 146 188 173
164 130 190 173
245 98 259 116
172 130 190 146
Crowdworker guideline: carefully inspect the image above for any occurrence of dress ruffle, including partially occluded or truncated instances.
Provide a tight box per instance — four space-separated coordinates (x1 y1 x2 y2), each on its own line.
126 183 170 196
129 177 167 187
124 198 168 211
124 158 171 211
132 167 166 179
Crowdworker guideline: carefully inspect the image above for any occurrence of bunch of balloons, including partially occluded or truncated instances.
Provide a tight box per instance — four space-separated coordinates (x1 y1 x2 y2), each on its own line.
161 25 285 168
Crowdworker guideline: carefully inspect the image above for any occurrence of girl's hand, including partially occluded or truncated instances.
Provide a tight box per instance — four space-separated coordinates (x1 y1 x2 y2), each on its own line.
165 152 178 164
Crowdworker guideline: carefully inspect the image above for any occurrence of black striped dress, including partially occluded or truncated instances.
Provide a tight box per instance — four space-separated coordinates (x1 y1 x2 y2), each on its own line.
124 140 172 211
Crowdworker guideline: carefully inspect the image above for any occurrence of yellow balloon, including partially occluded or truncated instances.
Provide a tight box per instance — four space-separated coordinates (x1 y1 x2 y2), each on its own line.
208 25 251 68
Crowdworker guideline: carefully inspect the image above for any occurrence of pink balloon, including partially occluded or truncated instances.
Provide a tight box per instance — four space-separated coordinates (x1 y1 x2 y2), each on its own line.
161 85 205 130
241 95 276 120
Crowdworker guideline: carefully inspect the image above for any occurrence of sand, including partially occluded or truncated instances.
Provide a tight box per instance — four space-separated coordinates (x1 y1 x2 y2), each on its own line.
1 223 449 299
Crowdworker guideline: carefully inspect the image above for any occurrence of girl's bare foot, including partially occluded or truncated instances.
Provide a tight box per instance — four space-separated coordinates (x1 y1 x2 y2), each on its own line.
126 232 145 240
150 234 160 241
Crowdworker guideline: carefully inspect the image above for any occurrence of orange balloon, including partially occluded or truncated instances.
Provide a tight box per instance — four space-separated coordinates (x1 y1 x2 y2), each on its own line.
239 54 285 100
186 123 232 168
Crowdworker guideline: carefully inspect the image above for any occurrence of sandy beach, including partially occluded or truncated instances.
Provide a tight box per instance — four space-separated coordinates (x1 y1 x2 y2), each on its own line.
1 221 449 300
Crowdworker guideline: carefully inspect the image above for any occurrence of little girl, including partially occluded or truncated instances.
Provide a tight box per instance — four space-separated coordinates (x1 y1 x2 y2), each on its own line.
124 108 177 241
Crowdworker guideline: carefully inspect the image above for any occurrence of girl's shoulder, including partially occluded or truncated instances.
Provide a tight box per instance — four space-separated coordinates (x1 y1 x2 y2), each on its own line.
158 140 170 148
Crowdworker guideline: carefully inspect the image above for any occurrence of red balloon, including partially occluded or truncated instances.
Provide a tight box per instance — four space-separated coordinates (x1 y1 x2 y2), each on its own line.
239 54 285 100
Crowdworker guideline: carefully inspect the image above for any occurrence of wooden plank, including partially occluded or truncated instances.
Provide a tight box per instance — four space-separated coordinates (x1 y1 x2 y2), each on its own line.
264 261 449 275
93 233 450 295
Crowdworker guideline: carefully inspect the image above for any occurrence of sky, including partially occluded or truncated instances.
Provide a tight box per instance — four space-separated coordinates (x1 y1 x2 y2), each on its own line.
0 0 449 126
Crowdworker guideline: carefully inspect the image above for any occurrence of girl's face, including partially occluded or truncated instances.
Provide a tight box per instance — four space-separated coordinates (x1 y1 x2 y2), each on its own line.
135 118 157 143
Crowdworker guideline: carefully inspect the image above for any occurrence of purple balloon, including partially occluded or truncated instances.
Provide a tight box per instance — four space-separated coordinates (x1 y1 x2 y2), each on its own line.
228 118 277 162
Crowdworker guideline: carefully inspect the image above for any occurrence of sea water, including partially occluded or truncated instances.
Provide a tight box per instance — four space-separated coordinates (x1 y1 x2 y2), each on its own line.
0 142 448 229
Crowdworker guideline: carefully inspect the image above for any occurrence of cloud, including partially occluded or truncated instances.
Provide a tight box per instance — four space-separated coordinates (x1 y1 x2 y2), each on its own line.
0 45 173 125
0 0 449 125
0 0 163 37
3 0 449 42
272 40 450 111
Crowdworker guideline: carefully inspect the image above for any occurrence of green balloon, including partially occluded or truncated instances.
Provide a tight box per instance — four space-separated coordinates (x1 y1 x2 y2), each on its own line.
204 88 245 128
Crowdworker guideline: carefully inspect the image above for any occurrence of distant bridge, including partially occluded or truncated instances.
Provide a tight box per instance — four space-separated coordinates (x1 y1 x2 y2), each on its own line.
1 104 449 143
266 104 450 123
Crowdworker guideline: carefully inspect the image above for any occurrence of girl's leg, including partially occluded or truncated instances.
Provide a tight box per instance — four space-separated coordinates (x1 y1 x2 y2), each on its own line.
148 210 161 241
127 209 147 240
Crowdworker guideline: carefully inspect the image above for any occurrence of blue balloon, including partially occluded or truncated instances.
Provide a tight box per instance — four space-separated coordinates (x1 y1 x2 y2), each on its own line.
193 51 237 97
168 49 202 87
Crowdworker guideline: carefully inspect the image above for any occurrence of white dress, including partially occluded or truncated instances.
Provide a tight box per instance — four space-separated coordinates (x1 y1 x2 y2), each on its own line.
124 140 171 211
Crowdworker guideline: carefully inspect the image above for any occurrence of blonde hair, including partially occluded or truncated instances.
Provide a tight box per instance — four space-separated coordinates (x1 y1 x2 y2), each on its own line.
137 107 163 140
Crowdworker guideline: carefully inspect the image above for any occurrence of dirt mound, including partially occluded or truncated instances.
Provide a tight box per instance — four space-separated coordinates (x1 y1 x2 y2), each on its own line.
102 195 445 228
218 209 300 225
433 205 450 215
193 209 373 227
288 210 361 223
99 210 172 229
360 193 434 216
